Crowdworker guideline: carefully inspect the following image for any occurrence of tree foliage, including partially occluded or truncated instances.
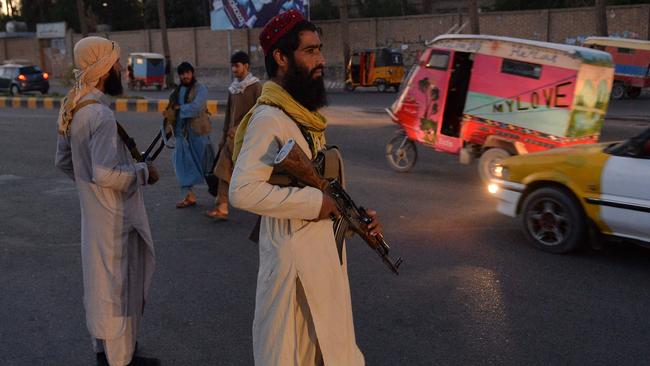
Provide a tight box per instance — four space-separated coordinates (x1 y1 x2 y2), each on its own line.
18 0 210 32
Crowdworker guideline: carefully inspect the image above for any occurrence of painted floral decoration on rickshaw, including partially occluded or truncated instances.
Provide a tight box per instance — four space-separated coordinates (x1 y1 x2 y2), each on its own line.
567 79 610 137
417 77 440 144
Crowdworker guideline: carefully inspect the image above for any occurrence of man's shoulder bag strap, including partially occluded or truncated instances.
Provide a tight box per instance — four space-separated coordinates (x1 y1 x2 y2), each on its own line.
71 99 143 162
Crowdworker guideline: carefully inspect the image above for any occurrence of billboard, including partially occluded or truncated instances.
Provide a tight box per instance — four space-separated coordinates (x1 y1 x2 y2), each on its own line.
210 0 309 30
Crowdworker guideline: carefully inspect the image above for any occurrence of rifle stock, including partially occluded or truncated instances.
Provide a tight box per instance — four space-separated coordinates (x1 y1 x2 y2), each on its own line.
274 139 403 275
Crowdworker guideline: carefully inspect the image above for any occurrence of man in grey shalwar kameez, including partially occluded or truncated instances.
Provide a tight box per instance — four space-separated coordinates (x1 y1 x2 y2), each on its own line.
54 36 159 366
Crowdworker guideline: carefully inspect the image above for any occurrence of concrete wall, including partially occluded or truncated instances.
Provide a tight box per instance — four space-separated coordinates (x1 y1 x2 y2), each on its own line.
5 4 650 77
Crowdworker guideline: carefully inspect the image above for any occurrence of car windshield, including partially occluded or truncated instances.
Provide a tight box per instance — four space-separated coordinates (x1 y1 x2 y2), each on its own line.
604 127 650 157
19 66 42 74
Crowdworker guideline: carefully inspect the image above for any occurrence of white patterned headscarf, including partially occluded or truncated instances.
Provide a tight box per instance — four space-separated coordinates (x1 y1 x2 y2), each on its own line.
57 36 121 135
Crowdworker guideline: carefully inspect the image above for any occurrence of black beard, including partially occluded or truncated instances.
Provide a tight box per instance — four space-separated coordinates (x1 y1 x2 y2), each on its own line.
104 68 123 96
282 58 327 111
181 77 196 86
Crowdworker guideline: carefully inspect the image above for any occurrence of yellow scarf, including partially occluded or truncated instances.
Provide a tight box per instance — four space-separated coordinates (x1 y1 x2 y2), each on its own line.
232 81 326 163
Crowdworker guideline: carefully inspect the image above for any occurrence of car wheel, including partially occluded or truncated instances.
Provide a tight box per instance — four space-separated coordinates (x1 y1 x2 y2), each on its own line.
386 132 417 172
41 88 49 95
377 82 387 93
9 85 19 96
611 82 626 100
478 147 511 183
521 187 586 254
392 84 401 93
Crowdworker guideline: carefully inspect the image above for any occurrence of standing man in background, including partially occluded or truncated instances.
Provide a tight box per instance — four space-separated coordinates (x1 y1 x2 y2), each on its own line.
207 51 262 220
163 61 213 208
55 36 160 366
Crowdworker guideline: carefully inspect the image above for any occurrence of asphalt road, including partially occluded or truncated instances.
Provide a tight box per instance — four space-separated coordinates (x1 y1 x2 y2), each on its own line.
1 91 650 366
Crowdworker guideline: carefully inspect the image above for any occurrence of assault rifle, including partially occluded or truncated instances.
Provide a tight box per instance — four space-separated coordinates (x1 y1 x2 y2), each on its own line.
117 124 174 163
273 139 403 275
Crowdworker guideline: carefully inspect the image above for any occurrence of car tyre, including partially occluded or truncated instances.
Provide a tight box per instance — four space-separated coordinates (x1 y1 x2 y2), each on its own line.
377 81 387 93
521 187 586 254
40 88 49 95
9 84 19 96
478 147 511 183
386 132 417 172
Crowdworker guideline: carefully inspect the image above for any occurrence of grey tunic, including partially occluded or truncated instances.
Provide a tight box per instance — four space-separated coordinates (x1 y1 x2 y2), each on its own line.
55 89 156 340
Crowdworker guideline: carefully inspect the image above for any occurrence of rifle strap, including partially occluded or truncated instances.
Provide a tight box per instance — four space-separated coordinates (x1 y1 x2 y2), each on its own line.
71 99 143 162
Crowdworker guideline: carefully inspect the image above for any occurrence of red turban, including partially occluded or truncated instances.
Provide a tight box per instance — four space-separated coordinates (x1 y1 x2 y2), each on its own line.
259 9 305 56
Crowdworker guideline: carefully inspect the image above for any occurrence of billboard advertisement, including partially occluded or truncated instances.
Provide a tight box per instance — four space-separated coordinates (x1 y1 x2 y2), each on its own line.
210 0 309 30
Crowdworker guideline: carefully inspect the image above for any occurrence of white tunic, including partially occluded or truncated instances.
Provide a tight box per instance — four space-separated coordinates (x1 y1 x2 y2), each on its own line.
55 90 155 341
230 105 365 366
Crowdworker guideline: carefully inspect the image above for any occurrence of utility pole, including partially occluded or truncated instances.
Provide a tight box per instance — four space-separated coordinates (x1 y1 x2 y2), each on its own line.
157 0 175 89
76 0 89 37
595 0 608 37
340 0 350 78
468 0 480 34
400 0 408 16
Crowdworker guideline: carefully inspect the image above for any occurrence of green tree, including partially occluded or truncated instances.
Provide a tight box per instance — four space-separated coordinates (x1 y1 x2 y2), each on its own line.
144 0 209 28
311 0 340 20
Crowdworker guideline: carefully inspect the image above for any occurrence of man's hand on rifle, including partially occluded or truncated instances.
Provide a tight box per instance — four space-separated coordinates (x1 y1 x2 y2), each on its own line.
146 162 160 185
317 194 340 221
162 104 179 119
365 209 383 237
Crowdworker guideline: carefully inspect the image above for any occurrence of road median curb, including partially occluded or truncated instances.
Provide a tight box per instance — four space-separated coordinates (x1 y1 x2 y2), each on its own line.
0 96 219 115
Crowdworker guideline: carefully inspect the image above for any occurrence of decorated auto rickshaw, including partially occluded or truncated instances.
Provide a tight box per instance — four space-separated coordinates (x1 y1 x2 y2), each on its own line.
386 34 614 182
127 52 165 90
345 48 405 92
582 37 650 99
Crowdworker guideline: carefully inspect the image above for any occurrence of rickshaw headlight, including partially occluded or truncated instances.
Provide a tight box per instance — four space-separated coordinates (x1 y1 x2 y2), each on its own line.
494 165 509 179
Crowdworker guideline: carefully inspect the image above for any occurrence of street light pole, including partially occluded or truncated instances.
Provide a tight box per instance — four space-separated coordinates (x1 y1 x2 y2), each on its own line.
595 0 608 37
76 0 89 37
468 0 480 34
157 0 175 89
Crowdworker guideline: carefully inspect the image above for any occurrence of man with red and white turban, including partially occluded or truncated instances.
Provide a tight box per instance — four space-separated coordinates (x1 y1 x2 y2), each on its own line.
55 36 160 366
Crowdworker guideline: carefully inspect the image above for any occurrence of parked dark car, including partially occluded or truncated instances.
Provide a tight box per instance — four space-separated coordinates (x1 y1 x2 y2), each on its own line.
0 64 49 95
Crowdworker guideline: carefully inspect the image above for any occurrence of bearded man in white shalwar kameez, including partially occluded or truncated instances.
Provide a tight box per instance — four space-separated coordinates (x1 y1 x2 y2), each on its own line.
55 36 160 366
229 10 383 366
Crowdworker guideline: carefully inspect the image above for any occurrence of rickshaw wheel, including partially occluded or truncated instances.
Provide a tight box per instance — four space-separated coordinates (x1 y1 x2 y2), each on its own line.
611 82 627 100
626 87 641 99
386 133 417 172
478 147 511 183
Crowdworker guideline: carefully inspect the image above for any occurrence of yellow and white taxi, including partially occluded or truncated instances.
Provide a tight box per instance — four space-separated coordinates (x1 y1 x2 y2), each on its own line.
489 128 650 253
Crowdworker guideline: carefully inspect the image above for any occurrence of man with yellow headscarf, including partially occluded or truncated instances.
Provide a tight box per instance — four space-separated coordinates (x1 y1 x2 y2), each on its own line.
229 10 382 366
54 36 160 366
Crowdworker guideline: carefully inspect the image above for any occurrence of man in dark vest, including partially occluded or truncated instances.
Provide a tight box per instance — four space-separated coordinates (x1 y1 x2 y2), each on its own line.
207 51 262 220
163 61 213 208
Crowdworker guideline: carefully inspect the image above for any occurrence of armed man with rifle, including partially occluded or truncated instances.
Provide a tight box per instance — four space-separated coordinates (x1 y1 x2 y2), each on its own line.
229 10 400 366
54 37 160 366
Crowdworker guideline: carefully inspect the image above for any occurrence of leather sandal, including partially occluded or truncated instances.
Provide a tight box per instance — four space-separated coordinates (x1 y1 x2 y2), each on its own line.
205 208 228 220
176 197 196 208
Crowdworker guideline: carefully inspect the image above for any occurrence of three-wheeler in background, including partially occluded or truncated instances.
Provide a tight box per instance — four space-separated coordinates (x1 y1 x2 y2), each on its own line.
126 52 166 91
345 48 406 93
583 37 650 100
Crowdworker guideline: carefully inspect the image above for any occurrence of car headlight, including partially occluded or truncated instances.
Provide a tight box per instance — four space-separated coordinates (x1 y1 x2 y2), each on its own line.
493 164 509 179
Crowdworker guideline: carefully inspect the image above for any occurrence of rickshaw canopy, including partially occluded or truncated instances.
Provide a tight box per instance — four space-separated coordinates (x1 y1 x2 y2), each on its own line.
430 34 613 70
